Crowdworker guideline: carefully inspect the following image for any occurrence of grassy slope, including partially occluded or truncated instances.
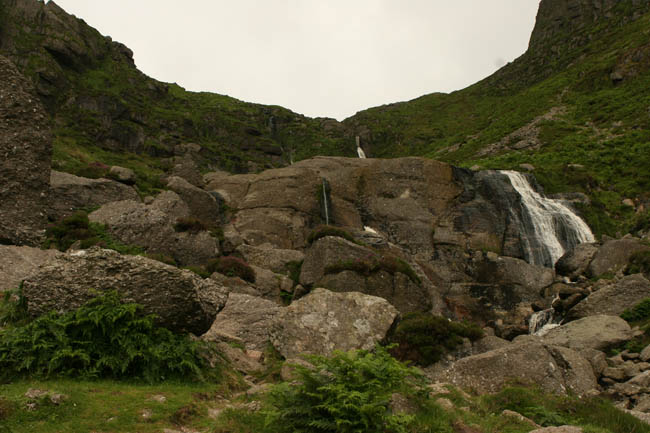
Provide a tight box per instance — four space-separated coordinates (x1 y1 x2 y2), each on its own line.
0 0 353 195
345 9 650 237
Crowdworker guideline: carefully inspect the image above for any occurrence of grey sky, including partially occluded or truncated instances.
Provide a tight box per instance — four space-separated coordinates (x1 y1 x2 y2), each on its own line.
53 0 541 120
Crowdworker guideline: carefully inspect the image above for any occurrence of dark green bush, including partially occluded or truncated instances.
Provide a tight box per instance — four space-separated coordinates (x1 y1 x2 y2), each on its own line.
76 161 109 179
206 256 255 283
626 250 650 276
307 225 359 245
43 211 143 255
173 217 208 234
621 298 650 323
325 253 421 286
265 346 423 433
0 291 210 382
388 313 484 366
286 260 303 286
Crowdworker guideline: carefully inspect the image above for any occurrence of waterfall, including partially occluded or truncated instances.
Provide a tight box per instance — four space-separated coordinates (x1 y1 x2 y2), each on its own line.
528 308 560 336
356 136 366 159
501 170 595 267
321 178 331 225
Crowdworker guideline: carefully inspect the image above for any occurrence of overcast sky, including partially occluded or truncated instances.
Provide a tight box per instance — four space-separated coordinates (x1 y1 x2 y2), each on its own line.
52 0 541 120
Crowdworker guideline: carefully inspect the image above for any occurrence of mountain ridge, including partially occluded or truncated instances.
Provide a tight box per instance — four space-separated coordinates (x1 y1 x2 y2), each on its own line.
0 0 648 236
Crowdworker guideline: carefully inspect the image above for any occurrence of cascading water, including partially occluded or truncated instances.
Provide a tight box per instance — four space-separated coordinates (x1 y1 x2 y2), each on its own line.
501 170 595 267
320 178 332 225
528 308 561 336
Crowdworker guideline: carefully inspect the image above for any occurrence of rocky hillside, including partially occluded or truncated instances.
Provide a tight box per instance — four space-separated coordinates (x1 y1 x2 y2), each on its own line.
344 0 650 236
0 0 354 189
1 0 649 237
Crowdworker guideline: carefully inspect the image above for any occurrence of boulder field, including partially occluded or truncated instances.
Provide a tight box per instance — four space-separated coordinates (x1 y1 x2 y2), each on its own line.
3 51 650 416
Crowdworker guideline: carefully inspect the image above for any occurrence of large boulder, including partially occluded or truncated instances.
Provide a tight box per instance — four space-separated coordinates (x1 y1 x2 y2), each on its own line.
48 170 140 220
300 236 432 314
270 288 399 358
235 244 305 274
21 248 228 335
166 176 221 228
542 315 633 351
567 274 650 320
435 340 597 396
555 243 599 280
89 192 219 266
202 293 283 351
0 55 51 246
0 246 61 292
587 238 650 278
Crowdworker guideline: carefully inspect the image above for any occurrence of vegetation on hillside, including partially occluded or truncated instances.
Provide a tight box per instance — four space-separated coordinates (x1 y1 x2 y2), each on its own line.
344 6 650 237
0 290 212 382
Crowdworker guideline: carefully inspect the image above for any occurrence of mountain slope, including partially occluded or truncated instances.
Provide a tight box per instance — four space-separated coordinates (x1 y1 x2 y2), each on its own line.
1 0 648 236
0 0 354 191
343 0 650 236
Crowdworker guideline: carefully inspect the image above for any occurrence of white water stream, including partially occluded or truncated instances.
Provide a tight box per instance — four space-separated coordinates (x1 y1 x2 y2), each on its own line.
502 170 595 267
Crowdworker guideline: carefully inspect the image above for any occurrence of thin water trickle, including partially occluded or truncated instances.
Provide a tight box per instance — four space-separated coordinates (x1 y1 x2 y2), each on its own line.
501 170 595 267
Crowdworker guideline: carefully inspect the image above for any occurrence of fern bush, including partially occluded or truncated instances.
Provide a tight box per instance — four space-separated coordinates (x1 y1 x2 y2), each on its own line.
388 313 484 366
0 291 210 382
265 346 423 433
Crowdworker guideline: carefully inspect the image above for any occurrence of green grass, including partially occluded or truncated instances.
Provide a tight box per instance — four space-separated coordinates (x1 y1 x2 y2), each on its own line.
0 379 232 433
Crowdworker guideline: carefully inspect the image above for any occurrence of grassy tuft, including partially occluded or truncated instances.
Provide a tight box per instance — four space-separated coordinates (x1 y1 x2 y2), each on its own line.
388 313 484 366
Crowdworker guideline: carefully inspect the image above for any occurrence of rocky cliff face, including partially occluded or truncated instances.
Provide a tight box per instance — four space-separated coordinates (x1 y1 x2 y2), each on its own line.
0 54 51 245
528 0 650 55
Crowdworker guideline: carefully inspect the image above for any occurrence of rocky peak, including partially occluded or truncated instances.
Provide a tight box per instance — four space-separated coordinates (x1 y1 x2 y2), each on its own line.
527 0 650 55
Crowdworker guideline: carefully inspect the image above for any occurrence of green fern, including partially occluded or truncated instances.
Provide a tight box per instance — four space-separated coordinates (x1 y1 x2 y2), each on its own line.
0 291 213 382
265 346 421 433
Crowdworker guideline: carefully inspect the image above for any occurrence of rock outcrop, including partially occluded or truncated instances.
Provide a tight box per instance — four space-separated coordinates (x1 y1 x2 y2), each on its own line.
299 236 432 314
22 247 227 335
202 293 283 351
270 288 399 358
0 55 51 246
434 340 597 396
567 274 650 320
542 315 633 351
0 246 61 292
89 192 219 266
587 238 650 278
48 170 140 220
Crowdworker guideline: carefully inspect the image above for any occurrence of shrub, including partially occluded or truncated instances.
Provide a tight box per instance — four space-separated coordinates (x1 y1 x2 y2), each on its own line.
0 283 29 327
173 217 208 234
324 253 422 286
388 313 484 366
621 298 650 323
76 161 109 179
626 250 650 276
265 346 423 433
0 291 210 382
206 256 255 283
307 225 359 245
43 211 143 255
